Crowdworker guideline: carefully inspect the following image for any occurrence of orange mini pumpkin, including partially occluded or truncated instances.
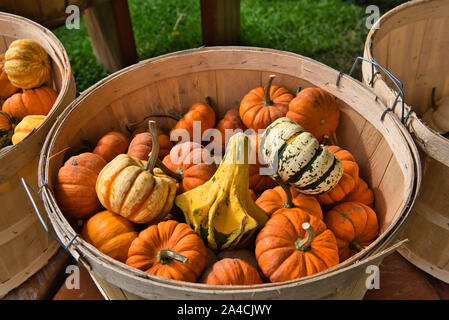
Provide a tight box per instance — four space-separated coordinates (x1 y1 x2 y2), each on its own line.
170 97 216 144
126 220 207 282
3 86 58 121
255 208 339 283
248 133 277 194
93 131 130 163
0 53 19 99
316 145 359 205
256 185 322 219
55 152 107 219
286 87 340 143
128 129 173 160
343 177 374 207
162 141 216 193
240 75 293 131
201 258 262 285
213 108 246 150
82 210 138 263
324 201 379 261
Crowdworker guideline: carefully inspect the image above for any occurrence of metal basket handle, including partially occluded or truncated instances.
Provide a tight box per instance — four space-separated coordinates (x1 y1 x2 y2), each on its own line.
337 56 411 125
21 177 78 251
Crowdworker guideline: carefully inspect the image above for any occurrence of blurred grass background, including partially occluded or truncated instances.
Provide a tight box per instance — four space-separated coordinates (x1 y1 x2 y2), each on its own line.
53 0 407 94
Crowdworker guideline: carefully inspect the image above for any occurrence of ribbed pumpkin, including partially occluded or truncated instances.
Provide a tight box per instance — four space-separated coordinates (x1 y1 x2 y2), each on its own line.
93 131 130 163
3 86 58 121
11 115 46 145
216 249 259 270
260 117 343 195
0 111 15 148
343 177 374 207
128 129 173 161
55 152 107 219
0 53 19 99
324 201 379 262
126 220 207 282
248 133 277 194
81 210 138 263
175 133 269 250
170 97 216 144
286 87 340 143
201 258 262 285
256 185 322 219
162 141 216 193
96 121 177 224
316 146 359 205
213 108 246 150
255 208 339 282
239 75 293 131
4 39 52 89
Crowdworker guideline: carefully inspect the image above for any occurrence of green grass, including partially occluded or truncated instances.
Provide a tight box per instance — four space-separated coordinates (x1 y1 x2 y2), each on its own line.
52 0 407 94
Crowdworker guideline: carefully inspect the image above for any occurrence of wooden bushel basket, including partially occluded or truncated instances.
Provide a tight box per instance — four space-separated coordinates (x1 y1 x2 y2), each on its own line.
37 47 420 299
0 12 76 297
363 0 449 283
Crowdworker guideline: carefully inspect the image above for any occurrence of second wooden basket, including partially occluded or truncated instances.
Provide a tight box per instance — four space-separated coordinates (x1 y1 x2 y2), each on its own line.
363 0 449 283
0 12 76 297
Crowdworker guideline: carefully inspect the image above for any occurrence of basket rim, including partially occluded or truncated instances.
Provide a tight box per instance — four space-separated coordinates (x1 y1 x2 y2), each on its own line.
38 46 421 294
0 11 75 164
363 0 449 166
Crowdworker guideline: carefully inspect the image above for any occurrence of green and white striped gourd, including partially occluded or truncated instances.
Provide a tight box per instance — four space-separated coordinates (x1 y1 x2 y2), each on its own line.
260 117 343 195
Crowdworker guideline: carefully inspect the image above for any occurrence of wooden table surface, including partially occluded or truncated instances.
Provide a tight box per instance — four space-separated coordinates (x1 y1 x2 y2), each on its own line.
4 249 449 300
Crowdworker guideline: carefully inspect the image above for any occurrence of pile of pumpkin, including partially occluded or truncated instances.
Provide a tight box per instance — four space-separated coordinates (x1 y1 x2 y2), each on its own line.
55 75 379 286
0 39 59 149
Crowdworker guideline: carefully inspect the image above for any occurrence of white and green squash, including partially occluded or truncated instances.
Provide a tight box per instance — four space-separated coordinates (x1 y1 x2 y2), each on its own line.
260 117 343 195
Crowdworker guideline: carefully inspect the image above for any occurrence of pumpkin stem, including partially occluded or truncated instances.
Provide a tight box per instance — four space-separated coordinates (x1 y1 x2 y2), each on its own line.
155 158 183 181
275 176 294 208
263 74 276 106
350 239 363 252
295 87 302 96
144 120 159 173
126 114 180 134
295 222 315 252
157 249 189 265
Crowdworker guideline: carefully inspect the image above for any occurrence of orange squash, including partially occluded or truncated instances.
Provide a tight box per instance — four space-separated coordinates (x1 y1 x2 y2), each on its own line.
248 133 277 193
170 97 216 144
126 220 207 282
343 177 374 207
255 208 339 283
0 53 19 99
128 129 173 160
324 201 379 261
55 152 107 219
201 258 262 285
286 87 340 143
256 185 322 219
3 86 58 121
316 145 359 205
82 210 138 263
93 131 130 163
240 75 293 131
213 108 246 150
162 141 216 193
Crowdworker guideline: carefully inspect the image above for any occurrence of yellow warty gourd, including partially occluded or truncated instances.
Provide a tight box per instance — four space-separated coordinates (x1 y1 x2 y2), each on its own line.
175 133 269 250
